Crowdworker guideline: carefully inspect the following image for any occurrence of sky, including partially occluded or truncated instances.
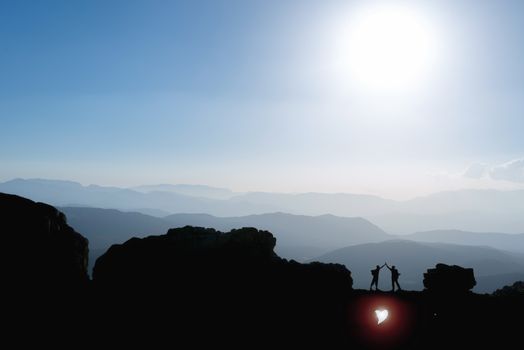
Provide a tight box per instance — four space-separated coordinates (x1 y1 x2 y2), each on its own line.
2 0 524 199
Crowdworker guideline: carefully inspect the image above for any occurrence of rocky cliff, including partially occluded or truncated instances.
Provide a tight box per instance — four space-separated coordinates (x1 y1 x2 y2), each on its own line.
0 193 89 290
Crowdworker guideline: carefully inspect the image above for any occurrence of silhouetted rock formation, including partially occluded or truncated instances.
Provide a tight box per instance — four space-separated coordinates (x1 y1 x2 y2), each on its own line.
94 226 275 285
493 280 524 297
0 193 89 290
92 226 353 346
93 226 353 290
3 193 524 348
423 263 476 293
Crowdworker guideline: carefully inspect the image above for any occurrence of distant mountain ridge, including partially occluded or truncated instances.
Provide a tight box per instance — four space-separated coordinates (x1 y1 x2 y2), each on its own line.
1 178 277 216
406 229 524 254
59 205 524 292
2 192 522 348
60 207 391 268
3 178 524 233
163 212 390 260
132 183 238 199
5 187 523 294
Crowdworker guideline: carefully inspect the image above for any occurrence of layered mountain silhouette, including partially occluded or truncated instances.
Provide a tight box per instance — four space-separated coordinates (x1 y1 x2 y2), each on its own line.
60 206 524 292
2 192 523 348
407 229 524 254
0 178 278 216
3 178 524 233
60 207 389 270
163 212 389 259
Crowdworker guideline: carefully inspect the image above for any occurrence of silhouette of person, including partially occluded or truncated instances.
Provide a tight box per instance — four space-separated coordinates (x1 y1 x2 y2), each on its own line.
370 264 386 291
385 263 402 292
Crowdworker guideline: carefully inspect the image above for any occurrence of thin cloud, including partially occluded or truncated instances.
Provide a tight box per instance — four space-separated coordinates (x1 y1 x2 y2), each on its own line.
489 158 524 183
463 162 489 179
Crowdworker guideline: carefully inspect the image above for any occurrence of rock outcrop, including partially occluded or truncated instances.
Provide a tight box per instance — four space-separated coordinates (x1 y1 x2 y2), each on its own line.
0 192 89 290
92 226 353 346
423 263 476 292
493 281 524 297
1 193 523 348
93 225 353 294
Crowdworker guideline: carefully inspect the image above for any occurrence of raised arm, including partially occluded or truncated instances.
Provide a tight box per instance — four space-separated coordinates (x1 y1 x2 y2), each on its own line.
384 263 392 271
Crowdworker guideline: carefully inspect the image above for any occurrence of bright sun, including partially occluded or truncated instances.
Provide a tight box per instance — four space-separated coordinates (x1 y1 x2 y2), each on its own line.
342 6 438 92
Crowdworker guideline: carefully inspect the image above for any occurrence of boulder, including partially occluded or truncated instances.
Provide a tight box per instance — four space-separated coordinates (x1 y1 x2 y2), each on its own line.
423 263 476 293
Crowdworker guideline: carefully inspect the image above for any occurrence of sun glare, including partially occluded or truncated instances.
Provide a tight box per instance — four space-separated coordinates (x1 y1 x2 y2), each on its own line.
338 5 438 92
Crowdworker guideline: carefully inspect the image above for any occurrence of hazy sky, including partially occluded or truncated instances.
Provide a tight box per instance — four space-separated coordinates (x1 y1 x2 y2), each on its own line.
2 0 524 199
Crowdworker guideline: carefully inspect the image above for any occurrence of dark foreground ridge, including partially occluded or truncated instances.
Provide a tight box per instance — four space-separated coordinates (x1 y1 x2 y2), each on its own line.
93 225 354 347
0 192 89 289
1 192 523 348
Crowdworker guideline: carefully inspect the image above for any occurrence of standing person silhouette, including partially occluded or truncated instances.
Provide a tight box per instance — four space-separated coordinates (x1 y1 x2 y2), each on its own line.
385 263 402 292
369 264 386 291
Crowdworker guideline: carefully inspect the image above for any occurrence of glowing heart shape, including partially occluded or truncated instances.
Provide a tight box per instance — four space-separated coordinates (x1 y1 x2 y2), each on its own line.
375 309 389 325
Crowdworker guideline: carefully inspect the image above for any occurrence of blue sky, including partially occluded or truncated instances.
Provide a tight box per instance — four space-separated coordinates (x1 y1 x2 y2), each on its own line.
2 0 524 198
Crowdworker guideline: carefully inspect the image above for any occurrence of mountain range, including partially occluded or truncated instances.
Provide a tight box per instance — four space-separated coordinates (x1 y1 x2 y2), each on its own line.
131 183 238 199
3 191 522 349
2 178 523 293
2 178 524 233
60 207 390 270
59 206 524 292
406 229 524 254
